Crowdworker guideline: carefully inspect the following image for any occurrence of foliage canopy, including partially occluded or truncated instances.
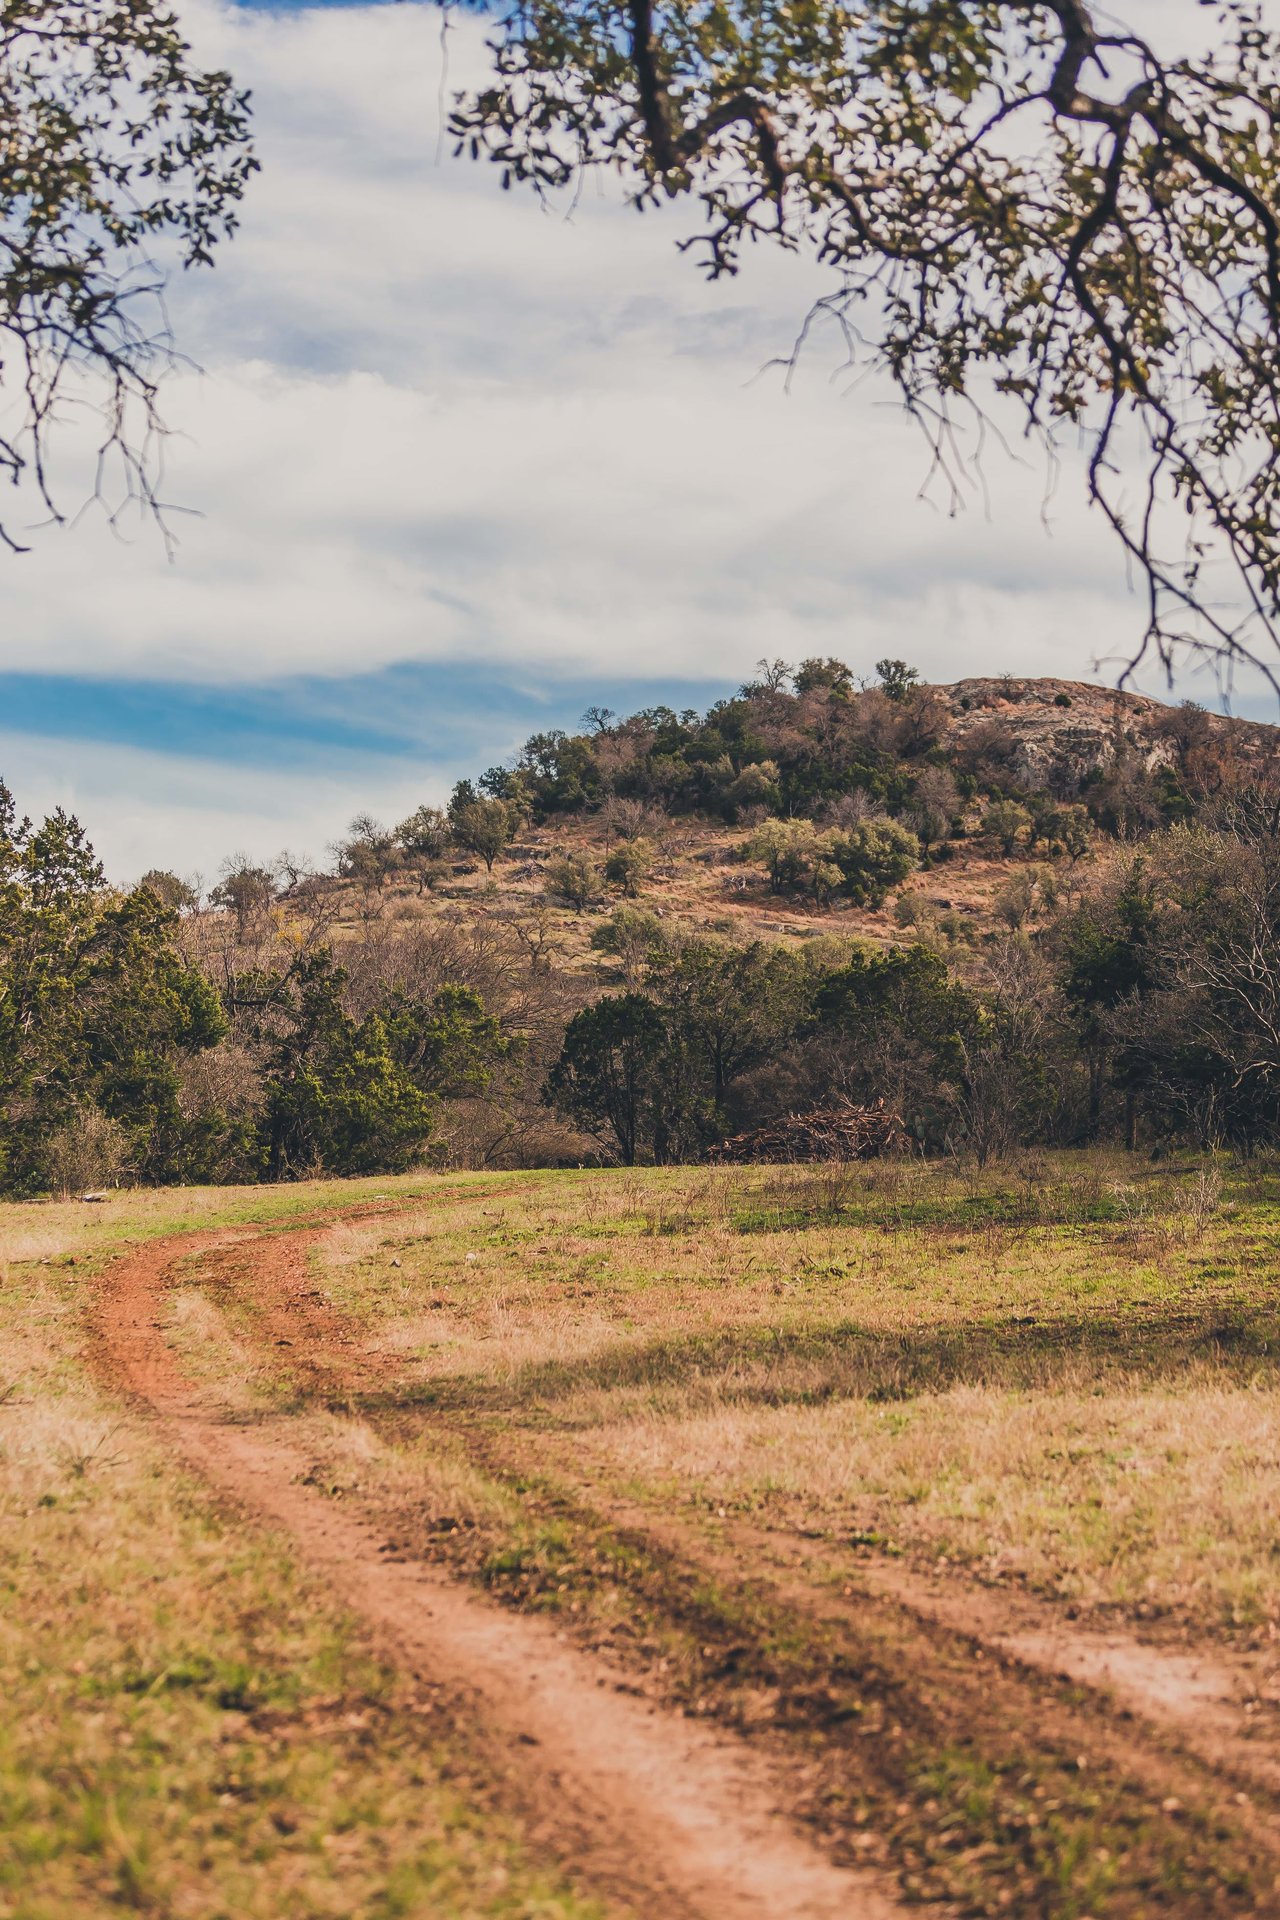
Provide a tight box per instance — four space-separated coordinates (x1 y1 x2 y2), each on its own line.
455 1 1280 680
0 2 255 544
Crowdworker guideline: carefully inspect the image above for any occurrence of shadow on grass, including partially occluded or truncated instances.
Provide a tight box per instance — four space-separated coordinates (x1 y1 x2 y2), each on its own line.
349 1307 1280 1423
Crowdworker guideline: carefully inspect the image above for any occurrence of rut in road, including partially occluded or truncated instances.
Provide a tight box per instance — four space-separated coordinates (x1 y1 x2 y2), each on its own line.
203 1208 1280 1809
91 1225 906 1920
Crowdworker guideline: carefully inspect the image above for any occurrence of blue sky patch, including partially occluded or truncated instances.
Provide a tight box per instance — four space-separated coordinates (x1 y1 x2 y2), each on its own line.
2 663 733 780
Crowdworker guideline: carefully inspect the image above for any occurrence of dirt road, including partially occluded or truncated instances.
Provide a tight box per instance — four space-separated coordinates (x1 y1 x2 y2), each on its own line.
90 1207 1280 1917
91 1224 905 1920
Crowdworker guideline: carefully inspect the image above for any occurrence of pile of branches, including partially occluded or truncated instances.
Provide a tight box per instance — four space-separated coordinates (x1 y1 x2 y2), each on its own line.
709 1100 907 1165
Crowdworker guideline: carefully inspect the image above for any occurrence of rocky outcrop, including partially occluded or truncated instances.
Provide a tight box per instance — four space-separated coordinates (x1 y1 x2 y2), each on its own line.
932 677 1280 791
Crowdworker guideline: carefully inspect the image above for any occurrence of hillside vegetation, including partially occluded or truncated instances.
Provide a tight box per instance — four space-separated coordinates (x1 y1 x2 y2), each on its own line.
5 663 1280 1190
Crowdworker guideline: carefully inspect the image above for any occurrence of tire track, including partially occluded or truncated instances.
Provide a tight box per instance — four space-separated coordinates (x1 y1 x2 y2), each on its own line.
90 1223 906 1920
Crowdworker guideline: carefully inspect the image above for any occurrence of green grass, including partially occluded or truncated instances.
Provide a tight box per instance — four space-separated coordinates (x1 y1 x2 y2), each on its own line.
307 1154 1280 1630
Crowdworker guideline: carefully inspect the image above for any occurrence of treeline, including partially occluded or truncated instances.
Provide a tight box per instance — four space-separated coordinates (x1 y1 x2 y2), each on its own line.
545 817 1280 1163
7 661 1280 1191
0 782 528 1194
463 656 1269 847
6 771 1280 1190
309 657 1276 917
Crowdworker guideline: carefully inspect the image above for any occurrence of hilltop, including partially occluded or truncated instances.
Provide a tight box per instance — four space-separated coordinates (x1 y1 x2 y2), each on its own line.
298 670 1280 966
939 675 1279 788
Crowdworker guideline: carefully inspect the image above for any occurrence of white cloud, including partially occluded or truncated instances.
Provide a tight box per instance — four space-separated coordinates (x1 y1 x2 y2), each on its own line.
0 728 428 882
1 2 1197 684
0 0 1264 870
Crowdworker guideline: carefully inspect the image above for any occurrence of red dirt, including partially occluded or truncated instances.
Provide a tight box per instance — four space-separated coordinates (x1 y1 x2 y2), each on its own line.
851 1555 1280 1795
165 1219 1280 1801
90 1227 906 1920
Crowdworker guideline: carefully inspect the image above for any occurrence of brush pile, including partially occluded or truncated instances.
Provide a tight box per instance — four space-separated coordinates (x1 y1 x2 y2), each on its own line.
709 1100 907 1165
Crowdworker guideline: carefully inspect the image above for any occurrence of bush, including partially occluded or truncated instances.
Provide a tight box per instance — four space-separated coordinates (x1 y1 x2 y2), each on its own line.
744 819 818 894
604 838 654 897
138 869 197 912
724 760 781 818
544 853 605 908
824 818 920 906
590 905 665 985
42 1108 130 1196
982 799 1033 855
1058 803 1093 862
397 804 451 893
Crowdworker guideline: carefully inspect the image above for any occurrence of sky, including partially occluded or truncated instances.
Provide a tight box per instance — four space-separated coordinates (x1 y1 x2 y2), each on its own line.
0 0 1261 882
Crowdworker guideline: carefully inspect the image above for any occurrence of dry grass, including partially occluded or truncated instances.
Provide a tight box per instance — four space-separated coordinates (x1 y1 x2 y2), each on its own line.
167 1289 274 1412
4 1154 1270 1919
290 1409 520 1531
592 1371 1280 1626
320 1155 1280 1633
0 1194 604 1920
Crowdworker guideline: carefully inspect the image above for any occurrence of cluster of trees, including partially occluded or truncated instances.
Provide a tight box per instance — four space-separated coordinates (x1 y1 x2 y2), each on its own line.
0 787 225 1193
475 659 951 824
744 816 920 907
449 661 1267 879
184 663 1278 945
0 782 518 1194
10 701 1280 1192
548 818 1280 1165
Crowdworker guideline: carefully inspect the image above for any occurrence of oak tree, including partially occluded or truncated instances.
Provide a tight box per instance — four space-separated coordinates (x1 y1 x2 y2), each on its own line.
455 2 1280 680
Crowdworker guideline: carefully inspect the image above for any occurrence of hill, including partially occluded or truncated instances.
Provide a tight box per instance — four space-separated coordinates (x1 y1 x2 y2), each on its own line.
9 666 1280 1193
939 675 1279 789
305 671 1280 965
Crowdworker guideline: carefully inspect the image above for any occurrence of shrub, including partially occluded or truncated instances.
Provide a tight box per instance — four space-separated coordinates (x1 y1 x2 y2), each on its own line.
397 804 451 893
744 819 819 894
138 869 198 912
724 760 781 818
42 1108 130 1196
1058 803 1093 862
450 796 515 872
604 838 654 897
590 906 665 985
824 818 920 906
982 799 1033 855
544 853 605 908
994 868 1038 929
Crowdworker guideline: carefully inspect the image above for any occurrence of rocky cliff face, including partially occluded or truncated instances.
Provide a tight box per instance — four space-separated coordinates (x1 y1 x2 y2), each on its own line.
933 677 1280 791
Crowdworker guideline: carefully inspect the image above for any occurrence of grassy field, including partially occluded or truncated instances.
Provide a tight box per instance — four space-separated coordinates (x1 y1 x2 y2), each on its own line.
0 1178 606 1920
310 1155 1280 1628
4 1154 1280 1917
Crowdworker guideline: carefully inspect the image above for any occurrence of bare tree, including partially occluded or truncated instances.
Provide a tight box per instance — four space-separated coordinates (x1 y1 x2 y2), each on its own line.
0 4 254 547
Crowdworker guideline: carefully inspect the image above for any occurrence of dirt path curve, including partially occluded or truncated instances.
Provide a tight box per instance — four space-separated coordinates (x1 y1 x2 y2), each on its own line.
201 1210 1280 1802
91 1227 908 1920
